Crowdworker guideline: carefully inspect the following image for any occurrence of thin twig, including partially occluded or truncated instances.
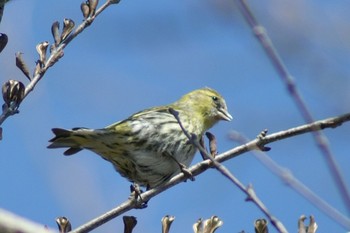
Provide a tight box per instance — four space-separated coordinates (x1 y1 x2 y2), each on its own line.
0 0 119 127
236 0 350 213
168 108 288 233
68 112 350 233
230 131 350 230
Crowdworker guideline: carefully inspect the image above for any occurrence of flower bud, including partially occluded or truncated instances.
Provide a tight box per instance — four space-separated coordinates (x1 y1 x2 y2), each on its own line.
88 0 98 17
15 52 31 81
2 80 25 108
254 219 268 233
193 216 223 233
61 18 75 41
0 33 8 53
51 21 61 46
81 2 90 19
56 216 72 233
161 215 175 233
36 41 49 65
123 216 137 233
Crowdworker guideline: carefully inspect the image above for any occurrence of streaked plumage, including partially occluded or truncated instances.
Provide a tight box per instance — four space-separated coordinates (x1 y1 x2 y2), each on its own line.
48 88 232 188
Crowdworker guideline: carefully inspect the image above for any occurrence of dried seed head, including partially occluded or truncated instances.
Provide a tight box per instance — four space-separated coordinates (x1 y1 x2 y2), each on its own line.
0 33 8 53
56 216 72 233
15 52 31 81
36 41 49 65
2 80 25 108
51 21 61 46
88 0 98 17
80 2 90 19
61 18 75 41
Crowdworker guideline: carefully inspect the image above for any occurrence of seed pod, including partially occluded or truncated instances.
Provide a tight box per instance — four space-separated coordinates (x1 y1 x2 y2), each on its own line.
61 18 75 41
88 0 98 17
2 80 25 108
56 216 72 233
15 52 31 81
110 0 121 4
0 33 8 53
51 21 61 46
80 2 90 19
36 41 49 65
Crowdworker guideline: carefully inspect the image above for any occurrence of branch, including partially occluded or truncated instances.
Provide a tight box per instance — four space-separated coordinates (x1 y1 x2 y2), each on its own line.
68 112 350 232
0 208 56 233
230 131 350 230
236 0 350 213
168 108 287 233
0 0 120 134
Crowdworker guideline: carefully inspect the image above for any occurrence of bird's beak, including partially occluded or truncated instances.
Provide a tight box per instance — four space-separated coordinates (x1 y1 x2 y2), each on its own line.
218 108 233 121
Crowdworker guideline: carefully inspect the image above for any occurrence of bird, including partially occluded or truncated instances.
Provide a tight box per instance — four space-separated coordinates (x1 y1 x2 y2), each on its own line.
48 87 232 188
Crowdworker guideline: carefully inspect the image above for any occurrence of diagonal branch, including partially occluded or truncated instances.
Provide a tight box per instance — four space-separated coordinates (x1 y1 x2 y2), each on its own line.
236 0 350 213
168 108 288 233
230 131 350 230
67 113 350 233
68 112 350 233
0 0 120 128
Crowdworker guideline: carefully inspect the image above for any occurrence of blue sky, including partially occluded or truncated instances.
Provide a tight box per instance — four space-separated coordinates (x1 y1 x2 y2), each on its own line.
1 0 350 232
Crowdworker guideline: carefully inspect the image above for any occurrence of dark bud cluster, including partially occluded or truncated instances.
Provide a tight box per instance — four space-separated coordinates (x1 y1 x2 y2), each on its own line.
2 80 25 112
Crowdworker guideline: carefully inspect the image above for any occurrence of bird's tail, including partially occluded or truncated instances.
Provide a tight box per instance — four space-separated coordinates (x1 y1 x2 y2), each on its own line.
47 127 94 155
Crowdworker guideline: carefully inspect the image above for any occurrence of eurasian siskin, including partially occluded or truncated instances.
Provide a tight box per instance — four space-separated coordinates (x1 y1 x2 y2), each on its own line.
48 87 232 188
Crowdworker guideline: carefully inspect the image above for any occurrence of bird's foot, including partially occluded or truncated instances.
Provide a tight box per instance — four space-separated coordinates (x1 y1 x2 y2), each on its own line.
129 183 148 209
179 163 195 182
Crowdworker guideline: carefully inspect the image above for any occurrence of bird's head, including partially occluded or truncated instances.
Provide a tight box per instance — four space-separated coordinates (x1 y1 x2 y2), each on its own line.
176 87 232 131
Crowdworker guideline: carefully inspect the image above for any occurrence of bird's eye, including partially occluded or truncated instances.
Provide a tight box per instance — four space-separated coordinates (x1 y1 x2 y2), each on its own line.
211 96 218 101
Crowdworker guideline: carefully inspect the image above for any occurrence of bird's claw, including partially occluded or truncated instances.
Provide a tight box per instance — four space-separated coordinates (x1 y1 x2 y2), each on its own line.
129 183 148 209
179 163 195 182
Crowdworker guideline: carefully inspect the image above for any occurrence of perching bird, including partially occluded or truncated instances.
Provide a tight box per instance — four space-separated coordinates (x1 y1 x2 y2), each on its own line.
48 87 232 188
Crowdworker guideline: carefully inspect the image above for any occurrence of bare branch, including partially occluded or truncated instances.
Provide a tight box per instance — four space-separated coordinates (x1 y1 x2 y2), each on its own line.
0 0 121 129
68 112 350 232
0 208 56 233
230 131 350 229
168 108 288 233
236 0 350 212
